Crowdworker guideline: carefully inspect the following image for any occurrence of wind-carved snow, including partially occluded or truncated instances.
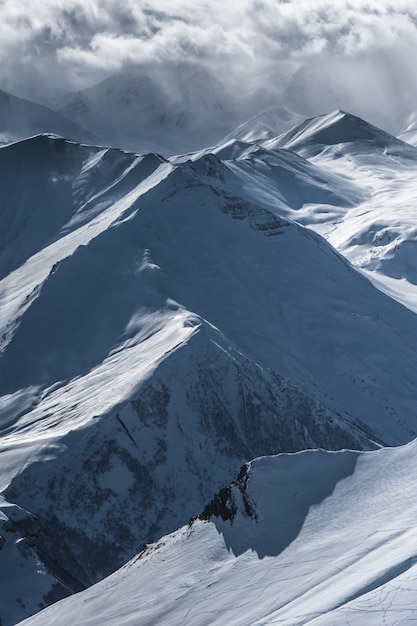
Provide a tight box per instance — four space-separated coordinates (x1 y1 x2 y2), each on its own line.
20 441 417 626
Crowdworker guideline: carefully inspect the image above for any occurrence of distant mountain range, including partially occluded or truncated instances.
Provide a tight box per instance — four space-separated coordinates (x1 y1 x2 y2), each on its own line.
52 68 244 154
2 66 417 153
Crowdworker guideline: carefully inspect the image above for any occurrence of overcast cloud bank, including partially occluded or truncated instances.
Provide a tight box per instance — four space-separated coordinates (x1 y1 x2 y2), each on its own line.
1 1 417 132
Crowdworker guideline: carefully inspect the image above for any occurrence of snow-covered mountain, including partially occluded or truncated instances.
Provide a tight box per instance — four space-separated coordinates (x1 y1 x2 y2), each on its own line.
224 110 417 312
221 105 304 144
1 108 417 624
0 89 96 146
53 68 242 155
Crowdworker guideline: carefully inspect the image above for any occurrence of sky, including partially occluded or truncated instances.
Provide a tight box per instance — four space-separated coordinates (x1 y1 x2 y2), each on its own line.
1 0 417 131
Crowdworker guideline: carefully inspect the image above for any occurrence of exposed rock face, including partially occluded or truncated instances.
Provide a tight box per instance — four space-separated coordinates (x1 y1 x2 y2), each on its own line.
199 463 257 524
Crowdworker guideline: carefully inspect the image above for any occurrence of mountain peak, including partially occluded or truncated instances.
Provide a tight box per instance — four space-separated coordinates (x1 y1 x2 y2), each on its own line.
223 105 303 144
267 109 410 156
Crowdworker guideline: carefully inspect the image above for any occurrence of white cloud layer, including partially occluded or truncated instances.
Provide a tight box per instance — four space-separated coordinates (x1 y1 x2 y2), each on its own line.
1 0 417 129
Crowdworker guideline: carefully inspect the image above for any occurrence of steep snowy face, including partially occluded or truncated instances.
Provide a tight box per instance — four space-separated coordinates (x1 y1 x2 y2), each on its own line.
0 89 95 147
0 135 172 278
20 440 417 626
133 156 417 446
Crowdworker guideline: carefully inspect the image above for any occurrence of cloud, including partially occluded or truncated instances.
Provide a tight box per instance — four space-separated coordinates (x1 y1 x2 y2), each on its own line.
1 0 417 130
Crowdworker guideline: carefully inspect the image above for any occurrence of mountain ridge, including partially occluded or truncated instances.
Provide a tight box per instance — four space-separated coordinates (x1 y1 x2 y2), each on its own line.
265 109 415 157
53 68 243 155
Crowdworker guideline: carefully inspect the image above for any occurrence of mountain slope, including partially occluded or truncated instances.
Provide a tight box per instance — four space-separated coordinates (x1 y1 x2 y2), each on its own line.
19 440 417 626
0 89 95 146
224 110 417 312
265 109 414 158
2 322 364 623
2 144 415 445
222 105 304 144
